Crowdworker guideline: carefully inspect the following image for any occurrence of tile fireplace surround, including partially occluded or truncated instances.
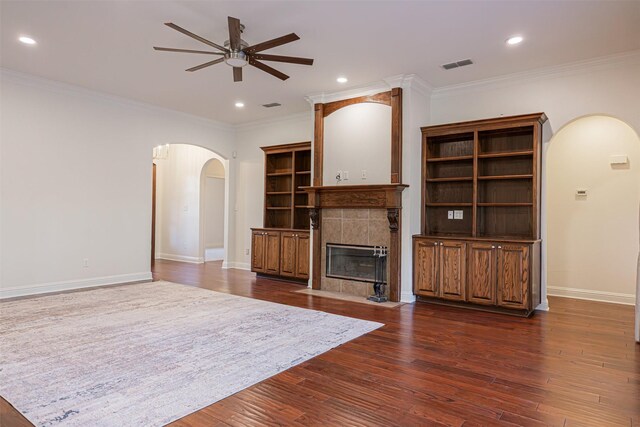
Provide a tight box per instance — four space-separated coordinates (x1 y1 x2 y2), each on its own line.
321 209 390 298
304 184 408 302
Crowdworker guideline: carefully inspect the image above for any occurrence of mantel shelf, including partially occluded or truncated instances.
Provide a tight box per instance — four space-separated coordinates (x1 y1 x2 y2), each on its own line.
302 184 408 209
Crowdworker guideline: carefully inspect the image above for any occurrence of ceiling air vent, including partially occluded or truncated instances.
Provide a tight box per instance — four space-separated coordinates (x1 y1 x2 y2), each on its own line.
442 59 474 70
262 102 282 108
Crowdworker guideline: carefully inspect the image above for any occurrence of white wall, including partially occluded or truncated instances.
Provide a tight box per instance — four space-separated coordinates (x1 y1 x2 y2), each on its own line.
155 144 224 263
547 116 639 304
400 81 431 302
203 159 225 249
323 103 391 185
0 70 235 298
233 113 313 269
431 51 640 307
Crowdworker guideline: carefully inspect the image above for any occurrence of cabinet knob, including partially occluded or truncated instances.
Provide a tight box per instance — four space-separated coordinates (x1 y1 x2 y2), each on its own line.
491 245 495 249
434 242 438 246
439 242 443 246
498 246 502 249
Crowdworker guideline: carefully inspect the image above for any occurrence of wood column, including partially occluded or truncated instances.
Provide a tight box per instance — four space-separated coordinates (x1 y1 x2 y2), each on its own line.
309 208 321 290
387 208 401 302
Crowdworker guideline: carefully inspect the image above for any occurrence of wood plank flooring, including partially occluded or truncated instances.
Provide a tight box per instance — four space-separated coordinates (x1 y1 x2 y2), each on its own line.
1 260 638 426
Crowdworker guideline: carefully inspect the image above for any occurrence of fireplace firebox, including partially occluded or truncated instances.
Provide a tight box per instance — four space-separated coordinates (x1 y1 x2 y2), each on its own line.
326 243 388 302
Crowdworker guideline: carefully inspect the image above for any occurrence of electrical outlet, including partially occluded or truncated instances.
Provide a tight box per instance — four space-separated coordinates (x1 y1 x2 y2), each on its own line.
447 210 454 220
83 258 89 268
361 170 367 179
454 210 464 220
343 170 349 180
336 170 342 182
245 249 249 255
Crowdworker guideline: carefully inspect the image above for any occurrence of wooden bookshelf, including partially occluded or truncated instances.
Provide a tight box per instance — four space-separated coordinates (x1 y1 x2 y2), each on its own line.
261 142 311 230
415 113 547 316
252 142 311 283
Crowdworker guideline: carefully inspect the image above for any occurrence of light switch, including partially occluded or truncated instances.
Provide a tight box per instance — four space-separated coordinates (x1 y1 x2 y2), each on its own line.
447 211 454 220
454 210 464 220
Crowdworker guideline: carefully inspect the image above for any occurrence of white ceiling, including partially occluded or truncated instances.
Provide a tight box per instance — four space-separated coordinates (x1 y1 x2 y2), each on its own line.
2 1 639 124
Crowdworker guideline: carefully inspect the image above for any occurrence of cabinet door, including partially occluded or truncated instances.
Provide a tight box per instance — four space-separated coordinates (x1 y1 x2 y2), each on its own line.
467 242 496 305
279 232 297 278
439 240 467 301
295 233 310 279
251 231 266 273
413 239 439 297
265 231 281 275
497 244 530 309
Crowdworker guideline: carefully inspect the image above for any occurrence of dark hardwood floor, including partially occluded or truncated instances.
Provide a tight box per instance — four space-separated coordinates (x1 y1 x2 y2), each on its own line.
2 260 638 426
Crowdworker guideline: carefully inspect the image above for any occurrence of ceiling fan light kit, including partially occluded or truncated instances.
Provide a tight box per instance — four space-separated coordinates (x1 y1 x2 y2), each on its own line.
154 16 314 82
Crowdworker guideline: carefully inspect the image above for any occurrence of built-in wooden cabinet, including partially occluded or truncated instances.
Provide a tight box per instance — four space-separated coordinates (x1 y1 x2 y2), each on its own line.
414 236 539 315
251 229 309 281
251 229 281 275
280 231 309 280
467 242 497 305
414 113 545 316
251 141 312 283
413 238 467 302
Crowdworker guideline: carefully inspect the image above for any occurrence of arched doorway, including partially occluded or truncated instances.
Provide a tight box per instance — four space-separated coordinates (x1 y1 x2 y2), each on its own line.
545 115 640 308
152 143 229 266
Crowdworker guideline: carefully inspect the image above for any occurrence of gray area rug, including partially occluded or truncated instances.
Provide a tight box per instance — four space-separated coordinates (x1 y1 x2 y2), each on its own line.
0 281 382 426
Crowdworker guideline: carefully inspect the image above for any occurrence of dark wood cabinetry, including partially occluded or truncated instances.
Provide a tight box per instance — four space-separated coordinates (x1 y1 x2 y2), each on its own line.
251 142 311 283
414 113 546 316
280 232 309 280
251 229 281 275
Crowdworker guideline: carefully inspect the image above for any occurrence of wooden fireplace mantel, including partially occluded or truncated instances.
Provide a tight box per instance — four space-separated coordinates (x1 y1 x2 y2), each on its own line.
302 184 408 210
303 184 408 302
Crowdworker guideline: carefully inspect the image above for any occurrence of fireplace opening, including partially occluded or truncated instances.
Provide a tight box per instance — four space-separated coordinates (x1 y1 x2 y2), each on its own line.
326 243 388 302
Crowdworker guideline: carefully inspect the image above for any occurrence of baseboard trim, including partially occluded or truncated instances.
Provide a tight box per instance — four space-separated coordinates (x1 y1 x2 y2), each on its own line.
223 262 251 271
401 292 417 303
0 272 153 299
155 253 204 264
547 286 635 306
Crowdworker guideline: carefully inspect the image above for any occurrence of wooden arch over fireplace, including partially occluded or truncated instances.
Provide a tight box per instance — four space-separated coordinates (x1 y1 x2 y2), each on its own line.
313 88 403 185
306 88 406 302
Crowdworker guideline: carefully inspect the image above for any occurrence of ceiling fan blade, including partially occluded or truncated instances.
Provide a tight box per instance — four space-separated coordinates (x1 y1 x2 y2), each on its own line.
253 53 313 66
249 58 289 80
244 33 300 54
165 22 227 52
186 57 225 72
228 16 242 51
233 67 243 82
154 47 224 55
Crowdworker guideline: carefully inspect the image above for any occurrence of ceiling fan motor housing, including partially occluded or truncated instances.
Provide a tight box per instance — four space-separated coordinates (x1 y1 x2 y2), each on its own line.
224 39 249 67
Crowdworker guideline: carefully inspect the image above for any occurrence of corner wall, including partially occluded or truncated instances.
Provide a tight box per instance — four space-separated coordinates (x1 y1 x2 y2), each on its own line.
0 70 235 298
232 113 313 270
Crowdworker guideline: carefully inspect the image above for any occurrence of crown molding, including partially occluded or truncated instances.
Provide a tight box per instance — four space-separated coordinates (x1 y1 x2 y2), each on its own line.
0 67 235 133
432 50 640 98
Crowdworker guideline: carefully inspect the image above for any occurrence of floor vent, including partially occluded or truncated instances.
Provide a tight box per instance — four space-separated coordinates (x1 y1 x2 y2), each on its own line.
442 59 474 70
262 102 282 108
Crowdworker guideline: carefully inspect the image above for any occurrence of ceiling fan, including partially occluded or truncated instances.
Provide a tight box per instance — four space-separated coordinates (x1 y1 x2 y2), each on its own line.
154 16 314 82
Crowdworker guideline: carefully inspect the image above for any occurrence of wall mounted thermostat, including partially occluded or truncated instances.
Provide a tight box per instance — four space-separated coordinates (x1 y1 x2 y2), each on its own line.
610 155 628 165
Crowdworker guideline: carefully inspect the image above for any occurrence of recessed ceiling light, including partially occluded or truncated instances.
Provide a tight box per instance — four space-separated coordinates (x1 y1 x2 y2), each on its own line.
336 77 348 83
506 36 523 45
235 102 245 108
19 36 37 45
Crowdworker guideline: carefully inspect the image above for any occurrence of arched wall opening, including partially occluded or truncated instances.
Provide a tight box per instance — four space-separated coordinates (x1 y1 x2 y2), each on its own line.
153 143 230 265
543 115 639 308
